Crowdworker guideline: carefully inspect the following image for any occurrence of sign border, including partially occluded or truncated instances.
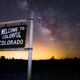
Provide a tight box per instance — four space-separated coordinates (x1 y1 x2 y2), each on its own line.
0 24 27 49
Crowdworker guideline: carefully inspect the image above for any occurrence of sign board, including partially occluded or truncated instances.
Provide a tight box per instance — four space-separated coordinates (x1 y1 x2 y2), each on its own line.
0 25 27 49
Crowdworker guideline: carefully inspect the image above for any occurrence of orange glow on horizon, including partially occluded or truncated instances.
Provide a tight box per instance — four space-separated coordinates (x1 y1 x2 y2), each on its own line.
0 42 62 60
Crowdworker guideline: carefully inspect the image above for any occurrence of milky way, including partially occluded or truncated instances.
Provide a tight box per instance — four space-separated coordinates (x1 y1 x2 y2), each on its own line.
0 0 80 59
32 0 80 56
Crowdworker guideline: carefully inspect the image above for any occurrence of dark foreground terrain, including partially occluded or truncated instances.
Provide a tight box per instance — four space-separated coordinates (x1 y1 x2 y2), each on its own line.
0 57 80 80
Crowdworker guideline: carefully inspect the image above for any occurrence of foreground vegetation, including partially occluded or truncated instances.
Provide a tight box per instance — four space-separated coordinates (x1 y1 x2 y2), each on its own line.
0 56 80 80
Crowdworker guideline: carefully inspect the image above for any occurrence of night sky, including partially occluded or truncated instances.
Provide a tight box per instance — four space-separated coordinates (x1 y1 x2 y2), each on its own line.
0 0 80 59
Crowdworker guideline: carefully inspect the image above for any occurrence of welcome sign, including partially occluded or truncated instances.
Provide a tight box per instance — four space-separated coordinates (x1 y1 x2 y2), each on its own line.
0 25 27 49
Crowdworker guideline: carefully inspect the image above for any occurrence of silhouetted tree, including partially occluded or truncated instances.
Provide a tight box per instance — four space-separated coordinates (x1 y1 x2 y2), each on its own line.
50 56 55 60
0 56 5 60
74 57 77 59
12 57 14 60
